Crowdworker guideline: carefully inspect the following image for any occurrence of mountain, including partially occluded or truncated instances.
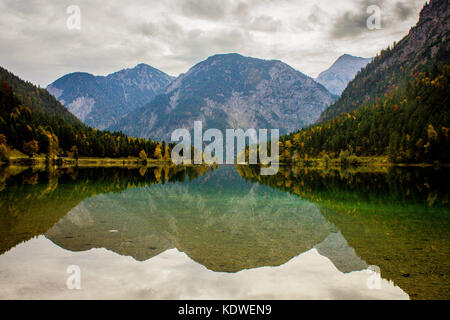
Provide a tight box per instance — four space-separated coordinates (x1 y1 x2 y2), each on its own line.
320 0 449 123
0 67 81 126
47 64 174 130
108 53 334 140
46 166 336 273
0 66 165 161
276 0 449 164
315 54 372 96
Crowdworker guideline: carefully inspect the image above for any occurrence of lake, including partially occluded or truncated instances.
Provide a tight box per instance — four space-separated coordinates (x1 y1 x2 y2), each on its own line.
0 164 448 299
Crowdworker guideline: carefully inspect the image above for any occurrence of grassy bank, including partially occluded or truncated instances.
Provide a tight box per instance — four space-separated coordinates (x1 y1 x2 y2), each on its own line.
0 151 172 168
2 152 447 169
281 155 448 169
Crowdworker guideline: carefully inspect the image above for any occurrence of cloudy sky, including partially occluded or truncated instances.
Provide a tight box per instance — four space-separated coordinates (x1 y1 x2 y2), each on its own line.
0 0 426 87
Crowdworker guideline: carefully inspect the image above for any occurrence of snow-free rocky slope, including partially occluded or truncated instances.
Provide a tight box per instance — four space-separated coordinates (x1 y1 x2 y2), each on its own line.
109 54 334 140
47 64 174 130
316 54 372 96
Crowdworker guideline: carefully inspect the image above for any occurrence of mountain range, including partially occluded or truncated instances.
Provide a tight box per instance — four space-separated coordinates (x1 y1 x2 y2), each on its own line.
316 54 372 96
108 53 334 140
47 64 174 130
46 53 375 141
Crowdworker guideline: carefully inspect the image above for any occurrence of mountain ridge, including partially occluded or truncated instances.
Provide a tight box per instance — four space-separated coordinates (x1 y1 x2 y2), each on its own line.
0 65 167 161
319 0 450 122
0 66 82 126
109 53 334 140
316 54 372 96
47 64 174 130
276 0 449 165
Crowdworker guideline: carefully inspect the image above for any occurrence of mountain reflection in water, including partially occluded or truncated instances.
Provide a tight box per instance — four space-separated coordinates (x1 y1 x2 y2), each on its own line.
0 165 448 299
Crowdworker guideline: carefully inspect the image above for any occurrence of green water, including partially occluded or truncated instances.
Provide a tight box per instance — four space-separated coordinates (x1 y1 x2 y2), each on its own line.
0 165 448 299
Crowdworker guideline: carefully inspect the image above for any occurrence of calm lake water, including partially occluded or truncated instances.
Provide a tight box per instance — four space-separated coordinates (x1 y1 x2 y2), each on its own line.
0 165 448 300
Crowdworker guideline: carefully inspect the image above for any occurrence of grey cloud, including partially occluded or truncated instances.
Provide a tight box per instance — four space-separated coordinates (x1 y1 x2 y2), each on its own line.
4 0 49 16
128 12 253 72
178 0 292 23
395 2 416 21
247 15 282 33
329 0 426 39
331 11 371 39
232 2 251 21
167 28 253 65
137 22 159 37
306 4 330 28
0 0 426 86
308 5 322 25
136 18 184 38
180 0 228 20
330 0 385 39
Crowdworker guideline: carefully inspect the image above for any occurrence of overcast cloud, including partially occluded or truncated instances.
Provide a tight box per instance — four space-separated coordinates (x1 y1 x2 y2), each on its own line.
0 0 426 86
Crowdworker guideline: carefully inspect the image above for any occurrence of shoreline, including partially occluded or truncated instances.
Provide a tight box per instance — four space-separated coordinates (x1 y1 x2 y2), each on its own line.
278 156 449 169
1 155 448 169
0 156 172 168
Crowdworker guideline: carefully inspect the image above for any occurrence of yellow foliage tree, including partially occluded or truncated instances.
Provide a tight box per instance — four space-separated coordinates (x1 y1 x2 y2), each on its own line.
164 146 171 161
153 167 162 183
23 140 39 158
427 124 438 141
154 144 162 159
285 140 293 148
139 150 147 160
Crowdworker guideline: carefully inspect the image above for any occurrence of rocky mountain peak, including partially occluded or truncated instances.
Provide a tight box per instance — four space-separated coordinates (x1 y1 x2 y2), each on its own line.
47 64 174 129
316 54 372 96
109 54 334 140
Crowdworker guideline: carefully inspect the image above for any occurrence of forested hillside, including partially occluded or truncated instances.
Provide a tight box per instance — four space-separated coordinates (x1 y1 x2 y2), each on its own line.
0 67 81 125
320 0 449 122
279 60 449 164
276 0 449 165
0 68 171 162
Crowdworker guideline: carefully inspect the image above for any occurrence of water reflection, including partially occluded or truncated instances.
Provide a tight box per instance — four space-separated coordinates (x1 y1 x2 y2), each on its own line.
0 165 212 255
0 164 448 299
0 236 407 300
237 165 450 299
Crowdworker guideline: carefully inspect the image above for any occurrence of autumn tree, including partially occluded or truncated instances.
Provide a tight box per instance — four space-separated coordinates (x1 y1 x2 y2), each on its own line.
0 134 9 163
0 144 9 162
139 149 148 163
70 145 79 160
23 140 39 158
154 144 162 159
163 145 171 161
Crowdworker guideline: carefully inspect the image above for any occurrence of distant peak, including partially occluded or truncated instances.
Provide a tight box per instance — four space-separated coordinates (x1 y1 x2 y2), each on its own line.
206 53 244 61
337 54 371 61
51 72 95 85
108 63 164 78
121 63 154 72
134 63 152 69
65 71 94 77
204 53 285 66
210 53 242 58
